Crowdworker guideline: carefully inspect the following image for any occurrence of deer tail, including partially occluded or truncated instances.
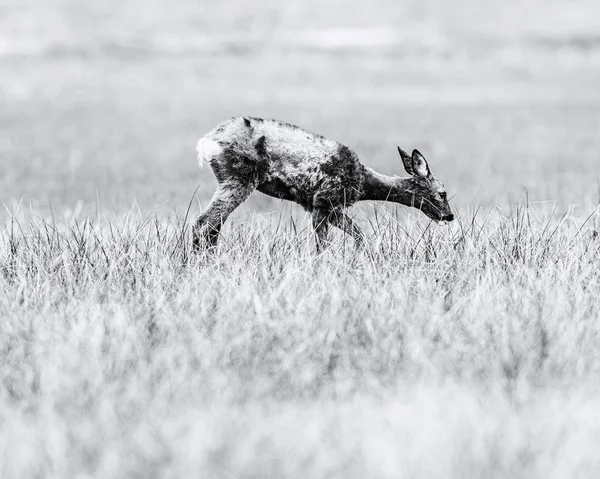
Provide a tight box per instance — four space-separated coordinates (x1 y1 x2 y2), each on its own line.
196 137 223 169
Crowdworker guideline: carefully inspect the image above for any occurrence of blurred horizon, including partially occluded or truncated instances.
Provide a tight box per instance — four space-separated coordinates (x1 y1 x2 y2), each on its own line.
1 0 599 218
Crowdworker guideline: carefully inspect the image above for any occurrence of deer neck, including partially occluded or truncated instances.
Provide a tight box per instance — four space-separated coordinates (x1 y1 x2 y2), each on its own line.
361 167 414 205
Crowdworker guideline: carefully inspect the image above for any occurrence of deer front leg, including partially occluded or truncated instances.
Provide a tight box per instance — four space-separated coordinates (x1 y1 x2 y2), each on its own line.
328 211 364 248
312 210 330 253
193 184 253 251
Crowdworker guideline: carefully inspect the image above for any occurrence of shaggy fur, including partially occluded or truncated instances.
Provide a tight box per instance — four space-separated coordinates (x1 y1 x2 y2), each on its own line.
193 117 454 252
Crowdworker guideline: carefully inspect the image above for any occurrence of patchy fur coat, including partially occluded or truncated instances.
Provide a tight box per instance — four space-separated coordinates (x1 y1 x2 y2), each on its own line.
194 116 454 251
199 116 365 212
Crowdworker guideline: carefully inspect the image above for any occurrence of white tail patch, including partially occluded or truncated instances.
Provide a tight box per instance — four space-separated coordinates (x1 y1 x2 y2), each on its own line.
196 137 223 169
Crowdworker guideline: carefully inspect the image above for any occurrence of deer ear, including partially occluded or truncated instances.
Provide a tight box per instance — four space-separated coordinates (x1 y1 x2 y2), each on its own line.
397 147 413 175
411 149 431 178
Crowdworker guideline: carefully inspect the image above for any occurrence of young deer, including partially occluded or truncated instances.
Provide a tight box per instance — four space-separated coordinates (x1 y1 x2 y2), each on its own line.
193 117 454 252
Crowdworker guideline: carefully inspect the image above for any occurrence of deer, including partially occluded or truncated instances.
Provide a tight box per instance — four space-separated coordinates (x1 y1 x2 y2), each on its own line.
193 117 454 252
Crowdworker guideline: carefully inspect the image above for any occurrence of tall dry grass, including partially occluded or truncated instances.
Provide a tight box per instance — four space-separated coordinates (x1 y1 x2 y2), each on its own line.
1 203 599 478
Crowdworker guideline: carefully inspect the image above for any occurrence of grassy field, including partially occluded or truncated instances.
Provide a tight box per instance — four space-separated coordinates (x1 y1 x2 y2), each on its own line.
1 207 600 478
2 1 600 478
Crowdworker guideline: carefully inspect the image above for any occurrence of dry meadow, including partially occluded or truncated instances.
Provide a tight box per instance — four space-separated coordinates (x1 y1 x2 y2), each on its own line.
1 1 600 478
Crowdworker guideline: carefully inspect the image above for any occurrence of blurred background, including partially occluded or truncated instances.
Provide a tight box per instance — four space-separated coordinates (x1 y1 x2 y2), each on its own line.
1 0 599 218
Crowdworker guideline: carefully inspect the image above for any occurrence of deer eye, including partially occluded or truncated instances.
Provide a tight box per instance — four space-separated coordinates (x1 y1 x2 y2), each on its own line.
440 192 447 200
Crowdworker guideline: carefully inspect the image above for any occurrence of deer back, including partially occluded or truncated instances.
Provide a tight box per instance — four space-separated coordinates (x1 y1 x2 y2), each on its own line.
203 117 365 211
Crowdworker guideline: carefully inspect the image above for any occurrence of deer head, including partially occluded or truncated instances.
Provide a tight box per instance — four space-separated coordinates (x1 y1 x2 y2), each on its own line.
397 147 454 222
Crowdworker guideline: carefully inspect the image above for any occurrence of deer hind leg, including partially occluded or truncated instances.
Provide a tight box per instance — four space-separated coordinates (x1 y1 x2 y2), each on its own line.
328 211 364 248
193 183 254 251
312 210 331 253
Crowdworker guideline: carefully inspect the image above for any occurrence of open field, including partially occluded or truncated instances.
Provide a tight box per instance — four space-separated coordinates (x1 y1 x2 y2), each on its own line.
1 208 600 478
2 0 600 478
